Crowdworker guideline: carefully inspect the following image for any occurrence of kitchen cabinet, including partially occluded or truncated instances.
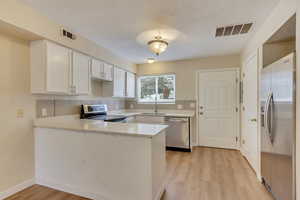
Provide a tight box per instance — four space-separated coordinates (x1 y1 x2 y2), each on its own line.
72 51 91 95
91 59 102 79
103 63 113 81
113 67 126 97
31 40 72 94
35 125 166 200
126 72 135 98
102 67 136 98
31 40 90 95
91 59 113 81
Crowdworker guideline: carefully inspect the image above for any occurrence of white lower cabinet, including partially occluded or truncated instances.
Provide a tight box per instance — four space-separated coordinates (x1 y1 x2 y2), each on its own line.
31 40 90 95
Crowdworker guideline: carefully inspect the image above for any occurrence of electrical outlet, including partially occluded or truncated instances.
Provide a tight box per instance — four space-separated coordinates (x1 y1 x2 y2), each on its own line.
41 108 48 117
190 103 196 108
16 109 24 118
177 104 183 109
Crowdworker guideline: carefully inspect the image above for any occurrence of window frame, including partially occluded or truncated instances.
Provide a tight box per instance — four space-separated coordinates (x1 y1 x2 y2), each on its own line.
137 74 176 104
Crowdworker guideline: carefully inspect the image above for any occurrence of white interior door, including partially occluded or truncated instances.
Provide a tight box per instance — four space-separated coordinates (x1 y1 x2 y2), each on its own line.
198 69 239 149
241 52 259 173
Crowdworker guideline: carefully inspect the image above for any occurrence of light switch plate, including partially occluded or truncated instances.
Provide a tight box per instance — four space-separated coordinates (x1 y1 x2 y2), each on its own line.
17 109 24 118
130 104 134 109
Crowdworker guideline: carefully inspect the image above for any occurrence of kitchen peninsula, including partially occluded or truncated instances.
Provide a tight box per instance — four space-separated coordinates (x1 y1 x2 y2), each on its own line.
34 116 168 200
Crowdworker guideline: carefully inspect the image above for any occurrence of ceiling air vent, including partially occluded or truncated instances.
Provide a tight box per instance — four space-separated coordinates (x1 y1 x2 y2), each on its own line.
61 28 77 40
216 23 253 37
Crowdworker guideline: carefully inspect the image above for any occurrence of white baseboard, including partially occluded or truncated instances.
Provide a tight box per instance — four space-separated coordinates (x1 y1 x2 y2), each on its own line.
36 178 108 200
0 179 35 200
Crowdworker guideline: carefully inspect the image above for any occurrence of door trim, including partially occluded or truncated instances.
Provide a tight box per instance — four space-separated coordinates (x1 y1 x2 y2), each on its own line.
195 68 240 149
240 49 261 178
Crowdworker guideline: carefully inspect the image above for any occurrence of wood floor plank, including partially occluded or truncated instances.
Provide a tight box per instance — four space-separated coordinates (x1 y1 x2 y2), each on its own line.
5 147 273 200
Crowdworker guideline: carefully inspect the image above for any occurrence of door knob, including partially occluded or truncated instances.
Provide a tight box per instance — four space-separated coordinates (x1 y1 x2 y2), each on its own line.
250 118 257 122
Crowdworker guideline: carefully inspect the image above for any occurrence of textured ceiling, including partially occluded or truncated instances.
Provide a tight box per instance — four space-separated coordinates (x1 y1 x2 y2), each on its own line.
19 0 280 63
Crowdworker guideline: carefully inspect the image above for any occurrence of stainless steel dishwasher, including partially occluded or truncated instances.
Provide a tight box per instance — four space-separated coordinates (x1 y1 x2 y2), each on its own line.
165 117 191 152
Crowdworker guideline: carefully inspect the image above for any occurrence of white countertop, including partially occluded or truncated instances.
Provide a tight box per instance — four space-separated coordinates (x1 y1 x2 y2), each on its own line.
108 109 195 118
34 115 168 138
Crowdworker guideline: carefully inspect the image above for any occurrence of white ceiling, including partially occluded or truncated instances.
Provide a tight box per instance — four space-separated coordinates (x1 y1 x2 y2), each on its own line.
19 0 279 63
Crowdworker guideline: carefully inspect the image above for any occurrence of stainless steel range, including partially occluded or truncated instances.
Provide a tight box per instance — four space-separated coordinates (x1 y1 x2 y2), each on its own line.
80 104 127 122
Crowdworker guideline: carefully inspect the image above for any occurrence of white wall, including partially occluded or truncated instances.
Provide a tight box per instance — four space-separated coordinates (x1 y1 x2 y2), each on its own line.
242 0 296 59
137 55 240 100
0 0 136 73
241 0 298 198
0 33 35 193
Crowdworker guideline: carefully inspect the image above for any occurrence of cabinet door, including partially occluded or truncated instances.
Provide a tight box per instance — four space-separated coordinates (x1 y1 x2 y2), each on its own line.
126 72 135 98
104 63 113 81
91 59 102 79
73 51 90 95
113 67 126 97
46 41 72 94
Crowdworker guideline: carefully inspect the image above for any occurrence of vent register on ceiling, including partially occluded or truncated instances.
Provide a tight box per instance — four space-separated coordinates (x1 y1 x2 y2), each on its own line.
216 23 253 37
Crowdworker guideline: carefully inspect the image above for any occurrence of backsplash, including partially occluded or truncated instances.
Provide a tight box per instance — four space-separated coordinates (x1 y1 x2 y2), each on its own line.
36 98 125 118
125 100 197 110
36 98 196 118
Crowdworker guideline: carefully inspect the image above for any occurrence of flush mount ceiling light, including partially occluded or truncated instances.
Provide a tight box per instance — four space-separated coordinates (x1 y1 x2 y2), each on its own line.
147 36 168 56
147 58 155 64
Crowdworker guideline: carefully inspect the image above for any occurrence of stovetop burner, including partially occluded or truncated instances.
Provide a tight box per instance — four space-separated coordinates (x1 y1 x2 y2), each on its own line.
80 104 127 122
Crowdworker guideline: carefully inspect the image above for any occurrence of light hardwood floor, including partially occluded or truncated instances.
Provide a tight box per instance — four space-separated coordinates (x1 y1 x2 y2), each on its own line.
5 147 273 200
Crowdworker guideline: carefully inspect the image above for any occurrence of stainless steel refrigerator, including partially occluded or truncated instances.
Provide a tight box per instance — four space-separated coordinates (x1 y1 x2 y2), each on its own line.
260 52 296 200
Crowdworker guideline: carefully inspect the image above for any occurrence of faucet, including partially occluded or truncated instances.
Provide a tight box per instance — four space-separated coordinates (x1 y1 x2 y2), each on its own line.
154 95 158 113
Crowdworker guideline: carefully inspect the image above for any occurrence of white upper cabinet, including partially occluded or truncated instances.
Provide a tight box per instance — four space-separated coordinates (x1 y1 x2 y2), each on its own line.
103 63 113 81
91 59 113 81
102 67 136 98
72 51 90 95
31 40 90 95
31 40 72 94
126 72 135 98
113 67 126 97
91 59 102 80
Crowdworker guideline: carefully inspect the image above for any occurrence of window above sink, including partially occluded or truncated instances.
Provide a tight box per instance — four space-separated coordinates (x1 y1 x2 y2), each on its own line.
137 74 176 104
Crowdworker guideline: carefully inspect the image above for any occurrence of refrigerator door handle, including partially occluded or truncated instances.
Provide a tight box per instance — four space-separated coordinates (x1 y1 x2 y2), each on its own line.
264 92 273 144
269 94 274 143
